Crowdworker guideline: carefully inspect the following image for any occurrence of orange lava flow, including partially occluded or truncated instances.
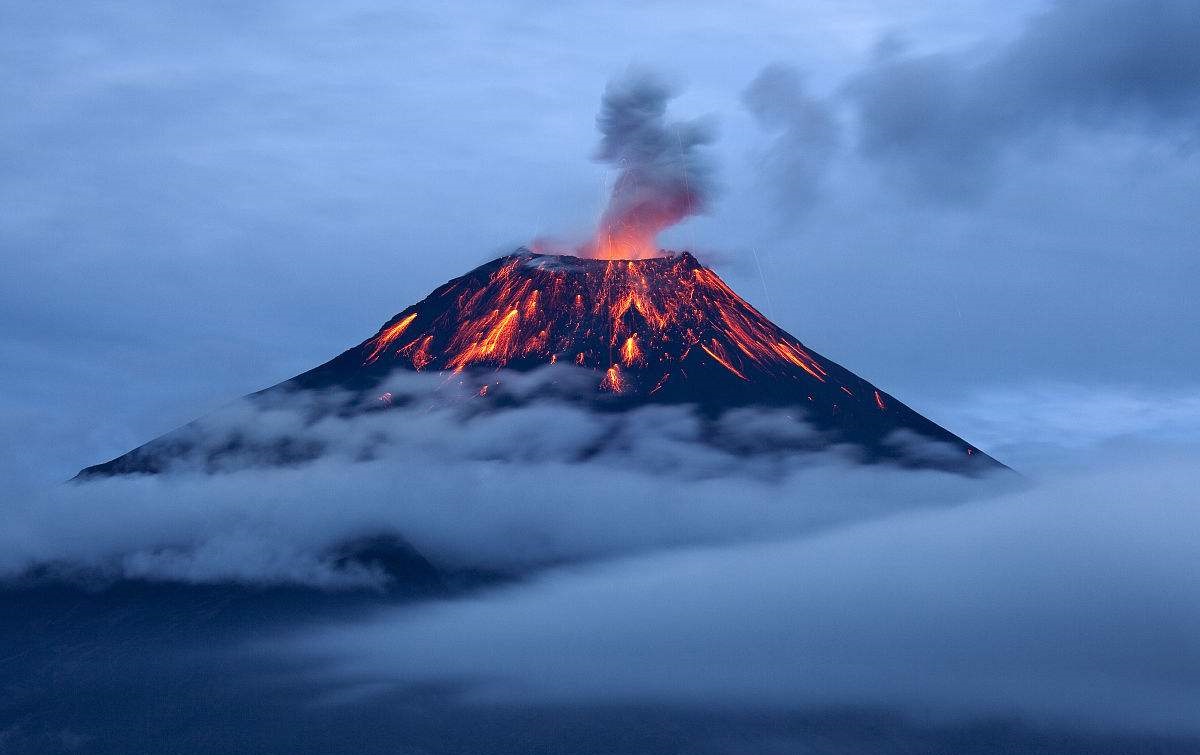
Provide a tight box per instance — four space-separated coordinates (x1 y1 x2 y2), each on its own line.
700 339 748 381
600 364 624 393
411 335 434 371
364 312 418 364
620 334 644 367
446 307 520 372
359 251 838 395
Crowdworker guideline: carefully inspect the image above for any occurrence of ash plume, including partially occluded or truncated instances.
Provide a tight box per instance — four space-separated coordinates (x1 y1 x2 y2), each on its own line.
587 71 715 259
743 63 839 221
845 0 1200 202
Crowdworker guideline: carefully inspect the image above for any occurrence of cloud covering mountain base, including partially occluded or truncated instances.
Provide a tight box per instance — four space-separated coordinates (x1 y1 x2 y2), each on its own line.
7 374 1199 742
7 374 999 587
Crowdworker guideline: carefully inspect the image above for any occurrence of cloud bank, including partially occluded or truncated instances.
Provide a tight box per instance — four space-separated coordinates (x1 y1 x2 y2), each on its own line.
4 373 998 588
291 451 1200 734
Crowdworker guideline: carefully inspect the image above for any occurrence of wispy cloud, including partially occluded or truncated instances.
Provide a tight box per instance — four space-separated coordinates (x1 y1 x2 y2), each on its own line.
844 0 1200 201
933 383 1200 469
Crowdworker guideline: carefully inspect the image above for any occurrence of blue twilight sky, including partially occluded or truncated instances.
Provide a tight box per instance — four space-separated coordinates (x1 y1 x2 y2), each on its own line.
1 0 1198 482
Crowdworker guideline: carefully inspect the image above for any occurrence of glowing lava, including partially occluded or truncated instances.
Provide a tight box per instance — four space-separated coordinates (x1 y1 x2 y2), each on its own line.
364 311 417 364
357 250 850 400
588 213 675 260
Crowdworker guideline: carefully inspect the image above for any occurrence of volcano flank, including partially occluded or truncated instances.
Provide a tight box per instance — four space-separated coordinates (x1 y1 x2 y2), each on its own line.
78 249 1003 478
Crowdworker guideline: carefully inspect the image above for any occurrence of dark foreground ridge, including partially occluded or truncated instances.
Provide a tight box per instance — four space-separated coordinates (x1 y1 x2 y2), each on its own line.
78 249 1005 478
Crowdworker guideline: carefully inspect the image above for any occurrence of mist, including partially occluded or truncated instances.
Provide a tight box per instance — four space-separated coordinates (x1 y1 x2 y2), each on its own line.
289 450 1200 734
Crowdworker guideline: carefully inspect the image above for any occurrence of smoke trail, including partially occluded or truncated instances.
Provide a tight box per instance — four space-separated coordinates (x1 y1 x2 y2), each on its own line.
586 71 715 259
743 63 839 221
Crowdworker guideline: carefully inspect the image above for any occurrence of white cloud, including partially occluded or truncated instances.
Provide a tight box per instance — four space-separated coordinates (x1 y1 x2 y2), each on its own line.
3 381 1001 588
288 451 1200 734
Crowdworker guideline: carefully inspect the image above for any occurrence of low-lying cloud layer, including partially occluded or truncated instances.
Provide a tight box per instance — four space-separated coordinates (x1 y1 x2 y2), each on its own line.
291 451 1200 734
7 371 1200 742
4 373 998 588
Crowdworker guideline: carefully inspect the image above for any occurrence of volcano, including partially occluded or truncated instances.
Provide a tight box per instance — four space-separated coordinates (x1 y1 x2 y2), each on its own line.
78 249 1003 478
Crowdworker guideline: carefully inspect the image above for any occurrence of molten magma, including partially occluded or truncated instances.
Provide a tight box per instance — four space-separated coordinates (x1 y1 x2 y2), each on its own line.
359 250 859 402
586 194 695 260
590 227 659 261
364 312 418 364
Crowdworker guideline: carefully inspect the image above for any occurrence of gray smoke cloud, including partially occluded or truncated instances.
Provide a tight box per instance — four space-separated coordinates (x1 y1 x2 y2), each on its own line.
588 70 715 258
742 64 840 221
845 0 1200 201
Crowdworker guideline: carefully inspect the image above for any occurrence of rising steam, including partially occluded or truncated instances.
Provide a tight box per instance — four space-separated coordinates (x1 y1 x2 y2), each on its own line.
585 71 715 260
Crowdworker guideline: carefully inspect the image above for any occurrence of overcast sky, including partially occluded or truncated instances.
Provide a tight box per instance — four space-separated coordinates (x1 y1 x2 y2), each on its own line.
2 0 1198 482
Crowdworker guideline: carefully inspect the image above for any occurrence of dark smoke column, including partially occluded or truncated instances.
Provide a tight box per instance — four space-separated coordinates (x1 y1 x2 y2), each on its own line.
586 71 714 260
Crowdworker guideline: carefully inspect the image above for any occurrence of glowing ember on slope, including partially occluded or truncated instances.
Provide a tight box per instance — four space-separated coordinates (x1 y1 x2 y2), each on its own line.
600 364 624 393
620 334 644 367
700 339 747 381
364 312 418 364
